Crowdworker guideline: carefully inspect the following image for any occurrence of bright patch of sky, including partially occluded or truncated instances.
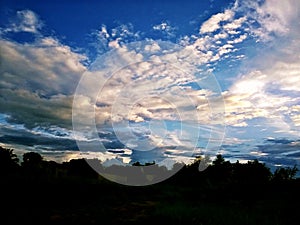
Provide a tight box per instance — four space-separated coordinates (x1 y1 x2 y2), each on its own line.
0 0 299 169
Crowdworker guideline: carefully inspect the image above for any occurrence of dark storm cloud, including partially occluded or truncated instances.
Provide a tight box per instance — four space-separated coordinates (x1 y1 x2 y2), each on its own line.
258 139 300 155
0 126 78 151
265 138 294 144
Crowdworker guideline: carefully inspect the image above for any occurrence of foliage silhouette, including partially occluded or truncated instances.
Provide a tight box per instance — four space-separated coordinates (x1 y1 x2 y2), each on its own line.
273 165 298 181
22 151 43 167
0 146 19 168
0 146 19 175
0 147 299 225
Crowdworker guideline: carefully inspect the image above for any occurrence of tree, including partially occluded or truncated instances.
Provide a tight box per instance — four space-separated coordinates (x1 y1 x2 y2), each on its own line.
205 154 233 183
65 159 99 179
212 154 225 166
132 161 142 166
0 146 19 174
233 159 272 184
22 152 43 168
273 166 298 181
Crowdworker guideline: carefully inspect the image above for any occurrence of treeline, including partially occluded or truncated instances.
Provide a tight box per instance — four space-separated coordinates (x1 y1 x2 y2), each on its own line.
1 146 300 225
0 146 100 183
0 146 298 185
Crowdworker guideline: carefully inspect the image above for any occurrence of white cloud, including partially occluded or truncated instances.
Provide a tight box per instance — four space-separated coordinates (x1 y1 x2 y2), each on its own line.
232 121 248 127
257 0 297 34
219 9 300 131
227 30 240 35
200 9 235 34
153 21 177 38
291 115 300 127
91 23 140 53
153 22 170 31
100 25 110 39
214 32 228 40
240 0 300 41
217 44 234 56
227 34 247 44
111 23 139 40
223 16 246 31
224 53 300 131
3 10 42 34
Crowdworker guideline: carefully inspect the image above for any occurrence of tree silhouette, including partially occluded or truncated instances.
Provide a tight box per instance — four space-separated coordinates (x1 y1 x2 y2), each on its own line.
21 152 43 167
132 161 142 166
206 154 232 183
236 159 272 184
212 154 225 166
273 166 298 181
0 146 19 174
21 152 44 179
65 158 99 179
132 161 155 166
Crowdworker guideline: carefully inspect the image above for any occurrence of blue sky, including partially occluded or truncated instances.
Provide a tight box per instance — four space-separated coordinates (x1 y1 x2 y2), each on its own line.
0 0 300 169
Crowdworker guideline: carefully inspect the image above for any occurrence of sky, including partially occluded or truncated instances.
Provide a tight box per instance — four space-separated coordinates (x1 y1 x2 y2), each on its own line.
0 0 300 170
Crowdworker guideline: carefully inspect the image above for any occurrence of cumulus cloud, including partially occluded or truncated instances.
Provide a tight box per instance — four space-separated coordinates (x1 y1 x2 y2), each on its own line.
0 35 87 130
0 38 86 95
0 89 74 128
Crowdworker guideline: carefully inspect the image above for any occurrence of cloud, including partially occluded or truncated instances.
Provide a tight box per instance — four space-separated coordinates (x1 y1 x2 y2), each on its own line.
0 38 86 95
0 121 79 151
217 135 300 168
1 4 299 167
215 0 300 133
0 89 73 128
0 36 87 129
223 57 300 132
91 23 141 54
71 39 226 163
257 138 300 164
181 3 250 66
2 10 42 34
153 21 177 38
255 0 297 35
200 9 234 34
227 34 247 44
290 106 300 127
238 0 300 41
223 16 246 31
87 56 214 125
